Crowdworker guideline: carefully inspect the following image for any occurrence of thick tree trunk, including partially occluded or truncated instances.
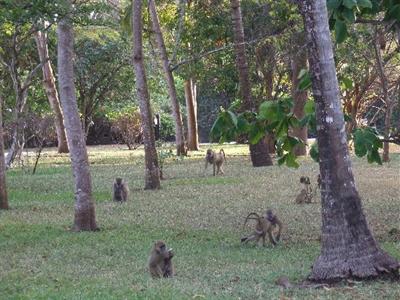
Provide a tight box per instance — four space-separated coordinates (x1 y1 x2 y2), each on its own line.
300 0 399 281
148 0 186 155
184 79 199 150
132 0 160 189
57 3 98 231
0 96 9 210
291 49 308 156
35 27 69 154
230 0 272 167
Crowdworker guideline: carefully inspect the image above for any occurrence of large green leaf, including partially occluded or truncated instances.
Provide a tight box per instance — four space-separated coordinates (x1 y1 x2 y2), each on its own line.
227 110 238 127
327 0 343 10
343 0 357 9
310 142 319 162
357 0 372 8
258 101 278 121
335 20 348 43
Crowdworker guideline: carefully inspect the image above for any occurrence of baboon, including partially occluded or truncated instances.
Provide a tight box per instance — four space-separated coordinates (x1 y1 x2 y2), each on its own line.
296 176 313 204
205 148 226 176
295 189 311 204
148 240 174 278
264 209 282 242
241 210 282 246
112 178 129 202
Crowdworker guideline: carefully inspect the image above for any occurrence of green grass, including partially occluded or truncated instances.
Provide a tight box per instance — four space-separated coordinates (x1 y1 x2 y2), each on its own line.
0 144 399 299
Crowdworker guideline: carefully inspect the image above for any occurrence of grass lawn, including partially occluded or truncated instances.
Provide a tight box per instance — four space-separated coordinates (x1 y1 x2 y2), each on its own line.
0 143 399 299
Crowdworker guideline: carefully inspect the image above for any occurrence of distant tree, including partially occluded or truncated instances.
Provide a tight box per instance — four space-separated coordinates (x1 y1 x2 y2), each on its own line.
148 0 186 156
132 0 160 189
57 0 98 231
299 0 399 281
0 95 8 210
230 0 272 167
34 22 69 154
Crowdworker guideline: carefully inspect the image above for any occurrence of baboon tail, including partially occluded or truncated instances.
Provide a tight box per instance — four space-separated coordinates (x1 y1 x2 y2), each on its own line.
243 212 261 228
220 149 226 161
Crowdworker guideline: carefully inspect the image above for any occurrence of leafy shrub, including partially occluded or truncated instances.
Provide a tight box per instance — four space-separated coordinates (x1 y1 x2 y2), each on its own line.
107 106 143 150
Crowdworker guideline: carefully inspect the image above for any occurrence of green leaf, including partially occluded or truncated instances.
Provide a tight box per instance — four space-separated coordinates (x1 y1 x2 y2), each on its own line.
248 124 265 145
386 4 400 21
357 0 372 8
342 8 356 22
259 101 278 121
327 0 342 10
227 110 238 127
343 0 357 9
341 77 353 89
285 152 300 168
304 100 315 115
335 20 348 43
310 142 319 162
298 72 312 91
277 154 287 166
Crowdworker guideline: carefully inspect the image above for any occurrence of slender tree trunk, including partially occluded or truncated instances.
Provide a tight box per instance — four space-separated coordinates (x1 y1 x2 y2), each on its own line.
230 0 272 167
0 96 9 210
34 26 69 154
132 0 160 189
184 79 199 150
373 30 391 162
291 49 308 156
57 2 98 231
5 92 28 169
148 0 186 155
300 0 399 281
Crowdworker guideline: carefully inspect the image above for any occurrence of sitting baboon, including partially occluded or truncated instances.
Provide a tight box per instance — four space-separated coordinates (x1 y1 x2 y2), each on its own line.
148 240 174 278
241 210 282 246
205 148 226 176
112 178 129 202
296 176 313 204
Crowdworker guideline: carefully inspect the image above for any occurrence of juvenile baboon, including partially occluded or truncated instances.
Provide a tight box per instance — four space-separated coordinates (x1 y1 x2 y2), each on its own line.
296 176 313 204
295 189 311 204
148 240 174 278
205 148 226 176
264 209 282 242
112 178 129 202
241 211 282 246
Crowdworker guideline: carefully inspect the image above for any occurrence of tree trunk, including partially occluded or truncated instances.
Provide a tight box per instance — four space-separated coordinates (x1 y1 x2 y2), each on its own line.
0 96 9 210
34 26 69 154
132 0 160 190
291 48 308 156
184 79 199 150
230 0 272 167
300 0 399 281
148 0 186 156
373 30 391 162
57 2 98 231
5 92 28 169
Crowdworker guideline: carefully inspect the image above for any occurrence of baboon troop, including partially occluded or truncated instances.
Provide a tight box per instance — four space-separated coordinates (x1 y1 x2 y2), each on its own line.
148 240 174 278
205 148 226 176
112 178 129 202
241 209 282 246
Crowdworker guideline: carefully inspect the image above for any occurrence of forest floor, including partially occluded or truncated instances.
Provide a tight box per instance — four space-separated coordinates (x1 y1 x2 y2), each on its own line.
0 143 399 299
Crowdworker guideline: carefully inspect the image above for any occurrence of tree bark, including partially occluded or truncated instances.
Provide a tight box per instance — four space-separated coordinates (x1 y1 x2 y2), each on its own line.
0 96 9 210
148 0 186 155
184 79 199 150
230 0 272 167
300 0 399 281
132 0 161 189
291 48 308 156
34 26 69 154
57 2 98 231
373 30 391 162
